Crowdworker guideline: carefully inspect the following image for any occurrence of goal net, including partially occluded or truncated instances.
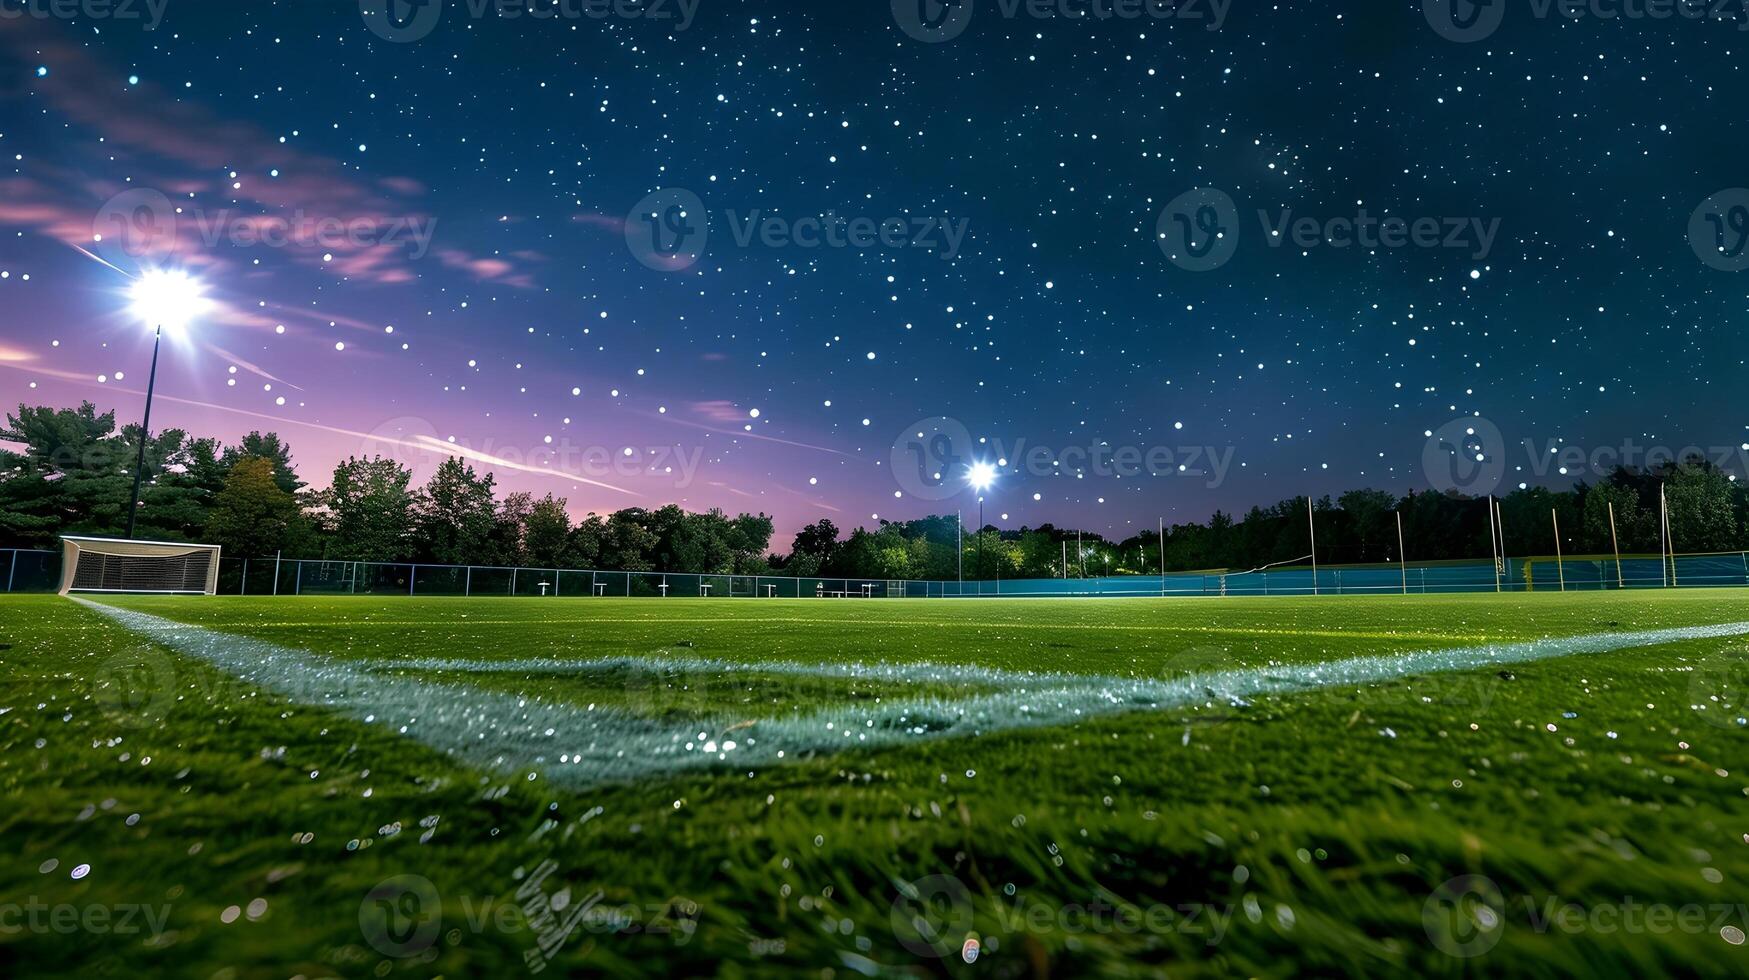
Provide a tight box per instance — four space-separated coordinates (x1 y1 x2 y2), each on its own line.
58 536 221 595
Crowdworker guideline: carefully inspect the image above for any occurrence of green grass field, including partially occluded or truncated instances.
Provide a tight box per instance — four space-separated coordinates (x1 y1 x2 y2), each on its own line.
2 591 1747 977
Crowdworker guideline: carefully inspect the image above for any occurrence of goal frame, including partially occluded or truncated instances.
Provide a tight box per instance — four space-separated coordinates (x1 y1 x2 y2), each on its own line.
58 536 222 596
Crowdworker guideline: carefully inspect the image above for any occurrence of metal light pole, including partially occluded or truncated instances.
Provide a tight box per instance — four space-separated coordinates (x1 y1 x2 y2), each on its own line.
124 324 163 539
123 270 206 539
965 461 997 591
977 494 984 584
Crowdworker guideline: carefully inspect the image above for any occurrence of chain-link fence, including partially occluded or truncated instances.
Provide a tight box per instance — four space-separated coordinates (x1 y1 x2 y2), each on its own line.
6 548 1749 597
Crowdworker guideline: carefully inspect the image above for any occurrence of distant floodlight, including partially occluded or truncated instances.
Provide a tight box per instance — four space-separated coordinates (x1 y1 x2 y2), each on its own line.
966 460 999 492
129 269 209 333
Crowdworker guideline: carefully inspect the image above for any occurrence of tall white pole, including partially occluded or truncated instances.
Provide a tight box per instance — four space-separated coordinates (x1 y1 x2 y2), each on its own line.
1665 484 1679 587
1396 510 1407 595
1552 508 1566 592
957 509 963 592
1158 517 1166 597
1487 497 1501 592
1494 497 1508 591
1307 496 1319 596
1608 501 1623 590
1659 484 1669 588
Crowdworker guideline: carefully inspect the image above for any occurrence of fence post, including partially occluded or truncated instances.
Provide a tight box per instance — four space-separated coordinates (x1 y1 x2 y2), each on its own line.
553 569 561 597
409 565 417 596
511 567 517 596
295 561 302 596
465 565 472 597
241 558 248 595
6 549 14 593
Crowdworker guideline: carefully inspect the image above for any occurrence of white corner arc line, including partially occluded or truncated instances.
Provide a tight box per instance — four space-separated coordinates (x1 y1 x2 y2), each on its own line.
73 599 1749 788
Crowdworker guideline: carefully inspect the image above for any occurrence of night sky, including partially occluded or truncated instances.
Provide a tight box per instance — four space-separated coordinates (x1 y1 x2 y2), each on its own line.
3 1 1747 540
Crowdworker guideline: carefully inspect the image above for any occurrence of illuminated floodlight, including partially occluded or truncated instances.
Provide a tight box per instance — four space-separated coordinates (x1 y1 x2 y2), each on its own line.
128 269 209 334
966 460 999 492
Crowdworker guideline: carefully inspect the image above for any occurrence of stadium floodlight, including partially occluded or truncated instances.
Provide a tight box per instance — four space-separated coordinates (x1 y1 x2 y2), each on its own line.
129 269 209 335
123 270 208 538
965 461 998 582
58 536 221 595
966 460 998 492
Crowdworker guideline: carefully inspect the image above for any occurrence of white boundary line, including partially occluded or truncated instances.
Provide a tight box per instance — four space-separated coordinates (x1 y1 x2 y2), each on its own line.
73 598 1749 788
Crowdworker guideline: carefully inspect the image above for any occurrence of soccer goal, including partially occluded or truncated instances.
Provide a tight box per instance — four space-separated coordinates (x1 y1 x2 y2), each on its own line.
57 536 221 595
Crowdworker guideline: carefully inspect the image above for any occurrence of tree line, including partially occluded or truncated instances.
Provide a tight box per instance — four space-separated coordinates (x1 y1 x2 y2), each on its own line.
3 401 1744 579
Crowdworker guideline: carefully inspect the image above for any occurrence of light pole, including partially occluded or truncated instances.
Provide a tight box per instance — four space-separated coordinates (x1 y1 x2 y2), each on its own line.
966 461 997 587
124 270 207 538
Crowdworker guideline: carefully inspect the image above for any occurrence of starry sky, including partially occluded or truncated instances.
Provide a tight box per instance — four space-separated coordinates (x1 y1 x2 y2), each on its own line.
2 0 1746 540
